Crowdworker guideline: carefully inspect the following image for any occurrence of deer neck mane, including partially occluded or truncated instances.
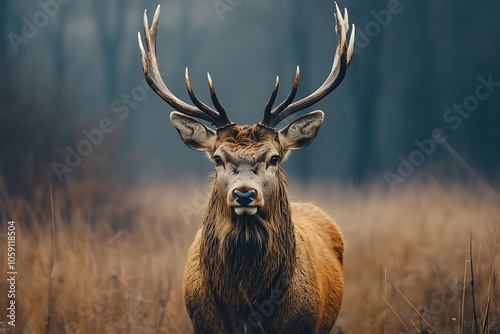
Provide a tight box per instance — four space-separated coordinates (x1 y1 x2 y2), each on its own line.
199 174 296 313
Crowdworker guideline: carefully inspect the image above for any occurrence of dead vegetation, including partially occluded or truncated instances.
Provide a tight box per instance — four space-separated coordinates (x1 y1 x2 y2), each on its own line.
0 177 498 333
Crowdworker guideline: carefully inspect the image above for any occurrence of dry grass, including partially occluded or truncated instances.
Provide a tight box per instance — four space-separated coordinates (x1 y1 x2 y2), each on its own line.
0 177 498 333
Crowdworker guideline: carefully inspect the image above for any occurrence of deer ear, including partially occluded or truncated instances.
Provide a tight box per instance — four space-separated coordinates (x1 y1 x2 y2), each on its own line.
278 110 324 151
170 112 217 152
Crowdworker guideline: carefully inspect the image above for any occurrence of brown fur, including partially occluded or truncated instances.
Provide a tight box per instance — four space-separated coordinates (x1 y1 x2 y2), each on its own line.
140 3 354 330
182 125 345 334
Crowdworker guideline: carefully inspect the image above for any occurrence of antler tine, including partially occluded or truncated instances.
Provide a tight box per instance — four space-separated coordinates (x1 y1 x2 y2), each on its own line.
272 66 300 115
315 3 347 92
260 66 300 128
138 5 232 128
262 76 280 126
260 1 355 128
207 73 232 126
184 68 219 120
347 24 355 65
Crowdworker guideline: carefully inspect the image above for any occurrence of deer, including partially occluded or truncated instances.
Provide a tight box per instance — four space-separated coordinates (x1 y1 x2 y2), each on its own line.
138 2 355 333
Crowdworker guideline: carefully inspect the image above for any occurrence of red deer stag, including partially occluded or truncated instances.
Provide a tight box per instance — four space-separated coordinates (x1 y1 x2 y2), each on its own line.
138 2 355 333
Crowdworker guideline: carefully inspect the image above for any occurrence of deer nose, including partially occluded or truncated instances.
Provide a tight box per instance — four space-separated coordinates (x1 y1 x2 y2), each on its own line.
233 189 257 206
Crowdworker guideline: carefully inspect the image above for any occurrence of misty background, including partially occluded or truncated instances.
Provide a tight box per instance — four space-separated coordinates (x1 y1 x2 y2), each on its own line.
1 0 499 196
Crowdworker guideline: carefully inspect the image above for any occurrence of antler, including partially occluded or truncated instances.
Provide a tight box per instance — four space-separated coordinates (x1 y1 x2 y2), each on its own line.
138 5 233 129
260 2 355 129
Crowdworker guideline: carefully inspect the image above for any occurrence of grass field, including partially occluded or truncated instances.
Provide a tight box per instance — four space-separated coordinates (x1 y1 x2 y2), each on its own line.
0 177 498 333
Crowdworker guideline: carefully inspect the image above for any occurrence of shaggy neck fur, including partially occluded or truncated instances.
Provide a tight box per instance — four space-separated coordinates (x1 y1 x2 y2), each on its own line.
200 170 296 327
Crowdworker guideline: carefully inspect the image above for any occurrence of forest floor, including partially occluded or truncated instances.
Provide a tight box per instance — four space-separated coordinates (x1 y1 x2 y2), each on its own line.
0 177 499 333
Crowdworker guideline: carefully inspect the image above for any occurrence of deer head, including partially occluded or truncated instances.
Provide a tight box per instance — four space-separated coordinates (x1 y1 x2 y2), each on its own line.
138 3 354 218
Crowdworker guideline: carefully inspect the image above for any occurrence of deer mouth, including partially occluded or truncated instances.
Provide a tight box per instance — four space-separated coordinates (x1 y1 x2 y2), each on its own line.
233 206 259 216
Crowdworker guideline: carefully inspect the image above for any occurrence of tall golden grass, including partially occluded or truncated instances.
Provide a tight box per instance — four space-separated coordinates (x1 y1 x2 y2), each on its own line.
0 177 498 333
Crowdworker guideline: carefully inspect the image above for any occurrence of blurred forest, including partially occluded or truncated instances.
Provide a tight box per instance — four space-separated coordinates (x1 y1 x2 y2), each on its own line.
1 0 499 195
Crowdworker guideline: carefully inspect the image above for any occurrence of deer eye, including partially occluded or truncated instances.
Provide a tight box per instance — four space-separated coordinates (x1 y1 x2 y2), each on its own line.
214 155 224 166
269 155 280 166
